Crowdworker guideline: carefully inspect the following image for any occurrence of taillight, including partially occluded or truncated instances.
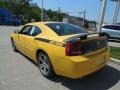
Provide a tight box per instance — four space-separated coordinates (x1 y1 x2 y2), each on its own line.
65 41 84 56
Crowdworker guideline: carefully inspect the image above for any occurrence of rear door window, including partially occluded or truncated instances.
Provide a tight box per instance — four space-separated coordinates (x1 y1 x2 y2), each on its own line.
113 26 120 31
20 26 32 35
29 26 41 36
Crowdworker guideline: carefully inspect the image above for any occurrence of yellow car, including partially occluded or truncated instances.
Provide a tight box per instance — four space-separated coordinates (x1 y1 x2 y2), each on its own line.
11 22 110 79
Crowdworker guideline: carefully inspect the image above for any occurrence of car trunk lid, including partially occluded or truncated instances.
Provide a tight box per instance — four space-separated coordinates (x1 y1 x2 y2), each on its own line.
64 33 108 56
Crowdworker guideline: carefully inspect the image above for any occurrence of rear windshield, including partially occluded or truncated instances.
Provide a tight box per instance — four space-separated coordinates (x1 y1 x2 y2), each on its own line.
46 23 88 36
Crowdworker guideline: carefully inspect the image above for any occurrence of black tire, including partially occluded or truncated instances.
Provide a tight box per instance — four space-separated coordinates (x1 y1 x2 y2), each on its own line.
37 52 54 78
14 22 20 26
11 40 17 52
105 34 109 40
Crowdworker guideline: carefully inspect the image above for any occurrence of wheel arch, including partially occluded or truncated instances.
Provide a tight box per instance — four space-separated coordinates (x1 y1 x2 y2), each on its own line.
14 22 20 26
102 32 110 38
36 49 49 62
36 48 55 73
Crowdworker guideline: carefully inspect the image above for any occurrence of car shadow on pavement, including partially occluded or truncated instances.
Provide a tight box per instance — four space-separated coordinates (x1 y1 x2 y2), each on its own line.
18 52 120 90
50 65 120 90
18 51 38 66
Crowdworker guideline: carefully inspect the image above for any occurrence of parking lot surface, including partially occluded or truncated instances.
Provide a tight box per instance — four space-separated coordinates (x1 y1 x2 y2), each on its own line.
0 26 120 90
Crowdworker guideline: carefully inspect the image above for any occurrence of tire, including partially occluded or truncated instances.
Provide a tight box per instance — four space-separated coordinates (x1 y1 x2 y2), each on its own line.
14 22 20 26
105 34 109 40
37 52 54 78
11 40 17 52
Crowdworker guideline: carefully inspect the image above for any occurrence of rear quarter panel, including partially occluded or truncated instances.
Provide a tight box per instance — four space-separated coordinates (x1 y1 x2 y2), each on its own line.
35 39 65 69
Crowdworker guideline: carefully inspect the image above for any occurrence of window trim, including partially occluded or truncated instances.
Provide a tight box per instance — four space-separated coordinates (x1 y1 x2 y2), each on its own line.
29 26 42 36
19 25 32 35
19 25 42 36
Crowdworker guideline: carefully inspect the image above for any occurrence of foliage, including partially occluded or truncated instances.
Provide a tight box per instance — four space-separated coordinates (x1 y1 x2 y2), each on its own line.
0 0 67 24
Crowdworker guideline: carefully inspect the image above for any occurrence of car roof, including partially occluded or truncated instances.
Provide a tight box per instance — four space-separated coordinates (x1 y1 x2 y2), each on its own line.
26 21 66 26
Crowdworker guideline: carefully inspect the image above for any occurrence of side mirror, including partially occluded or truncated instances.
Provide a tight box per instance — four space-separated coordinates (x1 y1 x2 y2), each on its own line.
14 30 19 34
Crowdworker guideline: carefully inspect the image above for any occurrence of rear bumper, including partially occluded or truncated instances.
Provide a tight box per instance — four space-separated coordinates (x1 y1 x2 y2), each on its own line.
54 47 110 79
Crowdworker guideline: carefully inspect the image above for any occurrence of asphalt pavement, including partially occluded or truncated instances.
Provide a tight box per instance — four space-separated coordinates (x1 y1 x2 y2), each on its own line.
0 26 120 90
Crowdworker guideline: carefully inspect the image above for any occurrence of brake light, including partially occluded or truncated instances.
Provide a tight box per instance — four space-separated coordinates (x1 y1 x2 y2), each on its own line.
65 41 84 56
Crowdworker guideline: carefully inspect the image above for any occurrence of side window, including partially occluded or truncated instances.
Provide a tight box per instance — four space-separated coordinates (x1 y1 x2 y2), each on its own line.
113 26 120 31
103 25 120 31
108 25 115 30
29 26 41 36
103 25 111 29
20 26 32 35
118 26 120 30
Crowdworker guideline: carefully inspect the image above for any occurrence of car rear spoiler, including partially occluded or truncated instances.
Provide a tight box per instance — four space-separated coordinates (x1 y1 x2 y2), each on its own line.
63 32 106 42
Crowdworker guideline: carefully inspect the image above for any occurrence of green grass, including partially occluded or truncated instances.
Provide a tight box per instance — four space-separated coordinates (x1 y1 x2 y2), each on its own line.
111 47 120 60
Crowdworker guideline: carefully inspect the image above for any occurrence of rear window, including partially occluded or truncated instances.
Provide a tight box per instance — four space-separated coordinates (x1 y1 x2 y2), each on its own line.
46 23 88 36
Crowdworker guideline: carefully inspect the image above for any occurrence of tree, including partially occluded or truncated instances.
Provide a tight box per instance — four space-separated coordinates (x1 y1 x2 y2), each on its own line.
0 0 67 23
29 4 41 21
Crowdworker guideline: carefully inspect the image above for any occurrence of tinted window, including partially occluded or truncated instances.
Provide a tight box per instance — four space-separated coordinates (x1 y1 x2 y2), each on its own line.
114 26 120 30
29 26 41 36
46 23 88 36
20 26 32 35
103 25 120 30
103 25 111 29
